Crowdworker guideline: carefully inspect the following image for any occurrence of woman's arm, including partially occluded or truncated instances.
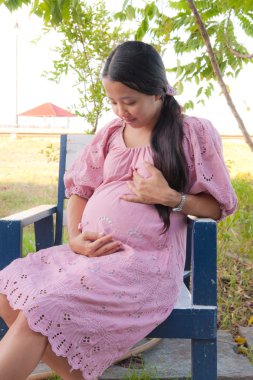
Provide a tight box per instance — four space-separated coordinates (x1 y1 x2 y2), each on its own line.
165 191 221 220
66 194 88 240
121 163 221 221
66 194 122 256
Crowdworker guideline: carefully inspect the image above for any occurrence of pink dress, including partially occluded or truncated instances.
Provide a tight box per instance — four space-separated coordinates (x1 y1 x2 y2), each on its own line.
0 116 237 379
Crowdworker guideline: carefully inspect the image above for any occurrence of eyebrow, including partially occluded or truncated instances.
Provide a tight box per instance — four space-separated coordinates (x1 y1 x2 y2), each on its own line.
108 96 135 100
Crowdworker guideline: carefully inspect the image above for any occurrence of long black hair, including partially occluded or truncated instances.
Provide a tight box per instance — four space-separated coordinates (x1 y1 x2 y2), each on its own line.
102 41 188 231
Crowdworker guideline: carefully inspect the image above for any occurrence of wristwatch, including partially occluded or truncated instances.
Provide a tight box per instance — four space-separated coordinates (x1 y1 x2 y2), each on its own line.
172 193 186 212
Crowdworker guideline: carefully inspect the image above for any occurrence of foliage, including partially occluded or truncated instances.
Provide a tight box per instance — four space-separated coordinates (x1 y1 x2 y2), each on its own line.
42 1 131 132
40 143 59 162
116 0 253 110
217 173 253 330
2 0 131 132
1 0 78 25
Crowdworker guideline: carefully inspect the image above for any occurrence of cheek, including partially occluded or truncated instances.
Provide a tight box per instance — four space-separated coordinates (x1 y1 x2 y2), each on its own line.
134 103 151 116
139 102 157 119
111 104 118 115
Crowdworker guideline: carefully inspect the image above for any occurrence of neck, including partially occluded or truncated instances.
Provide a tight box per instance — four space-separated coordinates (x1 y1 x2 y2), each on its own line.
123 125 151 148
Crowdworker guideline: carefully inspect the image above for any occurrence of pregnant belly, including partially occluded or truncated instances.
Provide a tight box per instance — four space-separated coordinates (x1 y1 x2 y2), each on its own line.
81 182 165 249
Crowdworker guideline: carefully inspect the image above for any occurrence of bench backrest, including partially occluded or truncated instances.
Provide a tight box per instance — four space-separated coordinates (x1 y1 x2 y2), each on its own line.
55 134 94 245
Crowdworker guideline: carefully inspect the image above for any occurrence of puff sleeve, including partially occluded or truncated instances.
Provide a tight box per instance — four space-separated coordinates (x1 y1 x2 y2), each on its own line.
182 116 237 220
64 119 121 199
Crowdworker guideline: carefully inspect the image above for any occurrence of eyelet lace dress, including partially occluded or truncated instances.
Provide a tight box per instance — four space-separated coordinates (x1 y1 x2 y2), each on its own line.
0 116 237 379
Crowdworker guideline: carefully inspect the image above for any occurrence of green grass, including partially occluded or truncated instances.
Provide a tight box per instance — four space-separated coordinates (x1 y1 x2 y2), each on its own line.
47 367 190 380
0 135 58 217
217 173 253 331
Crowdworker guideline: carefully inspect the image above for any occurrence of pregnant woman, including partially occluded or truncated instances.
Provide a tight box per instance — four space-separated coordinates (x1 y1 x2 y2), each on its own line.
0 41 237 380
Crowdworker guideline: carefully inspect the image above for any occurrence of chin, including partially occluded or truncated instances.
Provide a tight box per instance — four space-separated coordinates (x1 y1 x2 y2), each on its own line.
126 119 144 127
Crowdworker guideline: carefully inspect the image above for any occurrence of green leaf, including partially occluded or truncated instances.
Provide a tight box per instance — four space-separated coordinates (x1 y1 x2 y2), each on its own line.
135 16 149 40
135 27 145 41
122 0 130 10
183 100 194 110
175 80 183 95
176 65 183 77
144 2 158 20
197 99 205 106
125 4 135 20
196 86 203 97
114 11 127 21
141 17 149 33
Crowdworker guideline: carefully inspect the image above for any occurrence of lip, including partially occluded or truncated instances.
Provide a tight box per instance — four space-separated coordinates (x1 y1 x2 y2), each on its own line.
124 117 137 123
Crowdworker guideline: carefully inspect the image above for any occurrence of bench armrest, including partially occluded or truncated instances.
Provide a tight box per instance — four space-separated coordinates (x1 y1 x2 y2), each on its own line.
0 205 57 270
1 205 57 226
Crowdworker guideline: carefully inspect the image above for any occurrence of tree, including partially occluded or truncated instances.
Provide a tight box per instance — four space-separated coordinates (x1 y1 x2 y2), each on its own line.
116 0 253 150
42 1 130 132
2 0 131 132
2 0 75 25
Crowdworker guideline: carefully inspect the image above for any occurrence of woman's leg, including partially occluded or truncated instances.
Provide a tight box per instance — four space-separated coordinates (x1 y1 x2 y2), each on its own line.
41 345 86 380
0 294 19 326
0 311 48 380
0 294 97 380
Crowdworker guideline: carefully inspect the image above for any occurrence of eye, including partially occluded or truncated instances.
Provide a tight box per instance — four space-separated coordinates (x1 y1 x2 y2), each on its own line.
125 101 136 106
108 100 117 105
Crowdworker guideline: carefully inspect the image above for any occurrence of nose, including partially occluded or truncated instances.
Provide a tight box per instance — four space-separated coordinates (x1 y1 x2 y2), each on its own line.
117 104 128 119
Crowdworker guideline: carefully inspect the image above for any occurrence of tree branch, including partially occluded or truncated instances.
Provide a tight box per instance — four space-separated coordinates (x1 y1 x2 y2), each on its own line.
187 0 253 151
74 23 99 131
225 12 253 59
226 44 253 59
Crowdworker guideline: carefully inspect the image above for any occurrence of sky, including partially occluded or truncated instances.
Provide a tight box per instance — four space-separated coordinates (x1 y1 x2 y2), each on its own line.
0 3 253 134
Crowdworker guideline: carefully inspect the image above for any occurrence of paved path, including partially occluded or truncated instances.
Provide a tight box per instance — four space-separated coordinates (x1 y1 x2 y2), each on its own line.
101 331 253 379
31 330 253 379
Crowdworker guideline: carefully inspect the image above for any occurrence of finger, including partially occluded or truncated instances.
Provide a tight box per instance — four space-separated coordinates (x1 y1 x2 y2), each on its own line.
127 181 138 194
90 234 115 251
132 170 143 180
82 231 102 241
97 246 122 257
120 195 143 203
82 231 113 242
91 241 123 257
144 161 159 173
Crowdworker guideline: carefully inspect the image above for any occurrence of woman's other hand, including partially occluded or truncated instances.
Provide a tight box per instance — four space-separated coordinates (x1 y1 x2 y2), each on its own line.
121 162 180 208
121 162 221 220
69 231 122 257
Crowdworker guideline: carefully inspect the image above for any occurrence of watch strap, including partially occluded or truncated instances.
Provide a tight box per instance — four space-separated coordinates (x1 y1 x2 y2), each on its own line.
172 194 186 212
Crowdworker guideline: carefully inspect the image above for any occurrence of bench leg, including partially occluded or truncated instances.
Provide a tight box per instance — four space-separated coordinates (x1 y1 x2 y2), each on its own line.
0 221 23 339
192 338 217 380
0 318 8 339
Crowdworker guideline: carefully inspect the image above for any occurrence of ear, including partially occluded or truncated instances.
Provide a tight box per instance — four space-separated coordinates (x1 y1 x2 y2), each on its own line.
154 95 162 101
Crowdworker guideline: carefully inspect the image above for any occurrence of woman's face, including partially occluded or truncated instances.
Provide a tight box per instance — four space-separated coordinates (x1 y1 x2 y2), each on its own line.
103 78 163 131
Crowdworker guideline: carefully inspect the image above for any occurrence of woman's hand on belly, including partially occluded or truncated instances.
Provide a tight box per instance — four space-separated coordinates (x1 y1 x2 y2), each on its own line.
69 231 122 257
120 162 180 207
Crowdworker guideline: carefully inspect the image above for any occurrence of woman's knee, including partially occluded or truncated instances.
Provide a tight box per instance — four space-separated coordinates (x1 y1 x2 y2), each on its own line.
0 294 19 326
12 312 48 346
0 294 9 315
13 311 32 333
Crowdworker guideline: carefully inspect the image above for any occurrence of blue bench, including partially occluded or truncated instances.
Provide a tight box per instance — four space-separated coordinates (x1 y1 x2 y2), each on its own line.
0 134 217 379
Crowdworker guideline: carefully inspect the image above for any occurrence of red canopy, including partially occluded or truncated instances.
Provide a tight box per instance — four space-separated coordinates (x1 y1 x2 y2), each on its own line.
19 103 77 117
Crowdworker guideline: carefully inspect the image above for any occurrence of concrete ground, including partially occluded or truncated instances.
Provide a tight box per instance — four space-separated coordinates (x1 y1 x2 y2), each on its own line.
30 330 253 380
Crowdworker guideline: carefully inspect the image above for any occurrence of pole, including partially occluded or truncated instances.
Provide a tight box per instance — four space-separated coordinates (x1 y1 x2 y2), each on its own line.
14 21 19 128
